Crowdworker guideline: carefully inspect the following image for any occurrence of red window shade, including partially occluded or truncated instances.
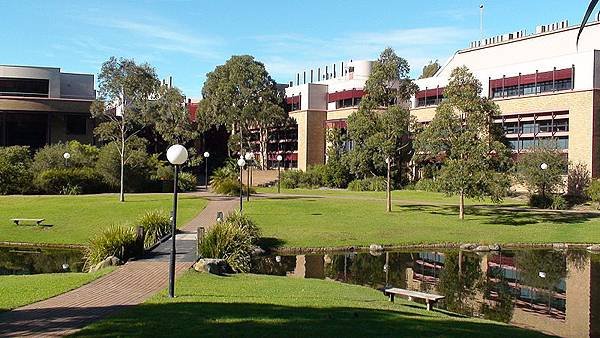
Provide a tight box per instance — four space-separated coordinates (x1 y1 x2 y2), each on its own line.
324 119 347 129
520 73 537 85
415 87 444 99
555 68 573 80
328 89 364 102
285 96 300 104
490 68 573 88
503 76 519 87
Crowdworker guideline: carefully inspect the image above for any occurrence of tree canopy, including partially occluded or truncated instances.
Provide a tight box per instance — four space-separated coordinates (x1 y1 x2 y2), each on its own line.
419 60 441 79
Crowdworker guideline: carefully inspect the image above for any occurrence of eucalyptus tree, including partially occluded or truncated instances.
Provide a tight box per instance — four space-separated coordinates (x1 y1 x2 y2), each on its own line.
91 57 160 202
152 84 198 145
347 47 417 211
197 55 286 168
413 66 511 219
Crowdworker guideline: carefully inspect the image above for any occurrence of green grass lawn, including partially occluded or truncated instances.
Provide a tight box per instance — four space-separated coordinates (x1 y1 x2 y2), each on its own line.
74 272 548 337
0 193 207 245
0 269 114 311
256 187 525 205
245 192 600 248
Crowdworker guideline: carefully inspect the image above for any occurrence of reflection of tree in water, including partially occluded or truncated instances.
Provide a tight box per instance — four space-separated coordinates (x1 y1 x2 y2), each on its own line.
325 252 412 289
481 266 515 323
437 251 483 316
251 255 296 276
565 249 589 271
0 246 84 274
515 250 566 314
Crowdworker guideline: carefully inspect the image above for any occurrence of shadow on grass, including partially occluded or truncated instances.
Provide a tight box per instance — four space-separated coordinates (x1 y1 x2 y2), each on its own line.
396 204 600 226
70 302 551 338
257 237 286 251
263 196 324 201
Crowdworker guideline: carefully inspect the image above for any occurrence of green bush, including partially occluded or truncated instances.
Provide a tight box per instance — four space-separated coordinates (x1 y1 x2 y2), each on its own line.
528 194 553 209
199 221 254 273
414 178 440 192
34 167 107 194
138 210 171 249
31 141 99 173
550 194 568 210
178 172 197 192
280 169 303 189
347 176 386 192
0 146 33 194
224 210 261 242
84 225 140 270
586 179 600 209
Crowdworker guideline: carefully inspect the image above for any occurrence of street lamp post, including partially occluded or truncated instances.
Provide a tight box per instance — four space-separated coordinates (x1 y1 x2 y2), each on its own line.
63 152 71 167
166 144 189 298
540 162 548 198
244 152 253 201
237 158 246 211
203 151 210 190
276 154 283 193
385 157 391 212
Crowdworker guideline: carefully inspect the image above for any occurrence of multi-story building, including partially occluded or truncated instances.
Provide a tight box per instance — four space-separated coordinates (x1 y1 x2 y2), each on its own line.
0 65 96 149
286 14 600 176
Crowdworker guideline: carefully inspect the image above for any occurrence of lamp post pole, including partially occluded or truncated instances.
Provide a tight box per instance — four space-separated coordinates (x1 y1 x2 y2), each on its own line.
277 154 283 193
166 144 188 299
237 158 246 211
540 162 548 198
245 152 253 202
203 151 210 190
63 152 71 167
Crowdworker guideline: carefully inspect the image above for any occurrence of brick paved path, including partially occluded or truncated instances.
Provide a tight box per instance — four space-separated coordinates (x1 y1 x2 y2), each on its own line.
0 193 237 337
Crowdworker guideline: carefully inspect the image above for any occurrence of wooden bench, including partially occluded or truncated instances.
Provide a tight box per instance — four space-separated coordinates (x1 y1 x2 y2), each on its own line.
11 218 45 226
383 287 445 311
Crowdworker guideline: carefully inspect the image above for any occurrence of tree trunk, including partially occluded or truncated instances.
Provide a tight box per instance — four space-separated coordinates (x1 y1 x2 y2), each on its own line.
258 127 267 170
459 189 464 220
119 133 125 203
386 158 391 212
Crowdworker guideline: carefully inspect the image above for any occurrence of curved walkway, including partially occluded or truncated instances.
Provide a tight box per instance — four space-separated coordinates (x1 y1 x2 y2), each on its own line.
0 193 237 337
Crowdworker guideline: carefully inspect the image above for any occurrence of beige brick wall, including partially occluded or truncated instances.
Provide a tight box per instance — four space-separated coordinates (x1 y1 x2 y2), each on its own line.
290 110 327 171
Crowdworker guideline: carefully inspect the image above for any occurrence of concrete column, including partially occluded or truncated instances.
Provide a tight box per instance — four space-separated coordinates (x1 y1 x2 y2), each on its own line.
290 110 327 171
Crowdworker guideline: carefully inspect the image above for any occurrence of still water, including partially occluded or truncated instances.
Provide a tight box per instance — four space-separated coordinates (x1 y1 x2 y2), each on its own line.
252 249 599 338
0 245 84 275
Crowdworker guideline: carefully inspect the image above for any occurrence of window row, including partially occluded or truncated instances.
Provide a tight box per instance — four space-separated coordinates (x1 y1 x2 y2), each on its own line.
502 118 568 134
0 78 49 97
491 79 572 99
507 136 568 151
416 96 444 107
335 97 361 109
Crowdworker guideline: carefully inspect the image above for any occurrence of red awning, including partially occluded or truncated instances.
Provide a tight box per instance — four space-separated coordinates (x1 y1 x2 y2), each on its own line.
285 95 301 104
415 87 444 99
328 89 364 102
324 119 347 129
490 68 573 88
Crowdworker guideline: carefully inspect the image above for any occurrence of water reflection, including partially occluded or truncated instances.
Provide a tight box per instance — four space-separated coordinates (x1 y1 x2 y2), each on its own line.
0 245 84 275
252 250 599 337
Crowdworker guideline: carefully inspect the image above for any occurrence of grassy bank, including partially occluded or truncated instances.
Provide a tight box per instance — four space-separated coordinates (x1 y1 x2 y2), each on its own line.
244 193 600 248
0 193 206 245
74 272 547 337
0 269 114 311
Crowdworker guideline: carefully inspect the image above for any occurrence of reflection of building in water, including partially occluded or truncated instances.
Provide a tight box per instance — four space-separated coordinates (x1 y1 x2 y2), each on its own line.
289 255 325 279
405 251 598 338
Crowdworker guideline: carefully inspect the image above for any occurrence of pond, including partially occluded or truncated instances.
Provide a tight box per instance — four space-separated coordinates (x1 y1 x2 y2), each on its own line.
252 249 599 337
0 245 85 275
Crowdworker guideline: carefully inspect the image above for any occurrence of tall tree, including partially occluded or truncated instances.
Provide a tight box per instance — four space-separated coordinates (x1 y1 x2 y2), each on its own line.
419 60 441 79
197 55 286 168
91 57 159 202
347 47 417 211
413 66 511 219
152 84 198 145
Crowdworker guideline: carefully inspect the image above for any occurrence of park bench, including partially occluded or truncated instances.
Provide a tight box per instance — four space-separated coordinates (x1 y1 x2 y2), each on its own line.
383 287 445 311
11 218 45 226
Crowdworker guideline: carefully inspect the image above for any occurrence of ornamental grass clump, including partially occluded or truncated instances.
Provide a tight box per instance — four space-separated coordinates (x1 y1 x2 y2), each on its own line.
84 225 139 271
199 211 261 272
138 210 171 248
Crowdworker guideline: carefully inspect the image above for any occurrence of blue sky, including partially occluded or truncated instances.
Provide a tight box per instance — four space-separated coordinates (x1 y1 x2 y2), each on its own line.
0 0 594 97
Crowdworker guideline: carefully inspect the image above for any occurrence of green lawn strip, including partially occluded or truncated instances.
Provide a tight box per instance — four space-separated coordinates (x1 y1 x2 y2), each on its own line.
0 193 207 245
74 272 547 338
0 268 114 312
244 196 600 248
256 187 525 206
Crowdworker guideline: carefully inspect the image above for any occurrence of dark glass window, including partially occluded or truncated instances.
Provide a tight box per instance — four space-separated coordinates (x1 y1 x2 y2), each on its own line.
491 79 572 98
66 115 87 135
0 78 49 97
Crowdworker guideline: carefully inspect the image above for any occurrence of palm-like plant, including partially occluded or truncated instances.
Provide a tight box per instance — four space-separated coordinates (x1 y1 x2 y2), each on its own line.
577 0 599 46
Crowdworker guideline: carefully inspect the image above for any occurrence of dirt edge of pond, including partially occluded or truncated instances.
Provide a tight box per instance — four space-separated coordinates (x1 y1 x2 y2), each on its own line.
0 241 86 250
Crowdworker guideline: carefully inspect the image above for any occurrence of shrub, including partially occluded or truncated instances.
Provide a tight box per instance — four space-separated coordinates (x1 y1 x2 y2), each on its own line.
567 162 590 201
178 172 197 192
210 166 254 196
414 178 440 192
528 194 553 209
585 179 600 209
517 147 566 195
31 141 99 173
347 176 386 192
198 212 261 273
280 169 303 189
138 210 171 248
0 146 33 194
34 167 107 194
550 194 568 210
84 225 140 270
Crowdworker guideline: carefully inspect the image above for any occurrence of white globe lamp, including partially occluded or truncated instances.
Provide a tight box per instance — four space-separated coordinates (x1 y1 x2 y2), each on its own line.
540 163 548 170
167 145 188 165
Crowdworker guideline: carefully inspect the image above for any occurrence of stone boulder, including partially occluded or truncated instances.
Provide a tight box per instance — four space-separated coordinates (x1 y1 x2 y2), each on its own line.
489 244 501 252
587 244 600 253
473 245 490 252
89 256 122 272
369 244 384 256
193 258 231 275
459 243 477 251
